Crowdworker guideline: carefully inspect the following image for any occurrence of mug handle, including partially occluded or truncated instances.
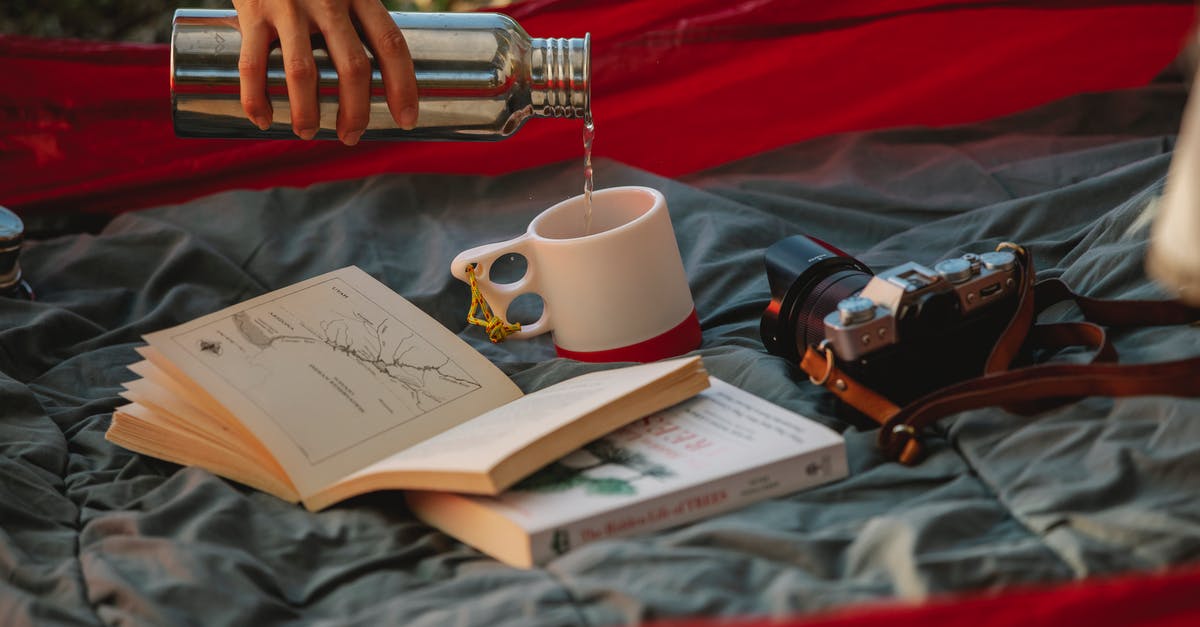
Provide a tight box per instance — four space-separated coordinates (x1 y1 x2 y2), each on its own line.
450 235 551 339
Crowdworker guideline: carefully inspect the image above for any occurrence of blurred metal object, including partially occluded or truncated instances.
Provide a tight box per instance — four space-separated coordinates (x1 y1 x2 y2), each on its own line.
0 206 34 301
1148 31 1200 305
171 9 589 140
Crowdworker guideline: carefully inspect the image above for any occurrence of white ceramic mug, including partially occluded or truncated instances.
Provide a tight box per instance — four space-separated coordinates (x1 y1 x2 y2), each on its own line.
450 186 701 362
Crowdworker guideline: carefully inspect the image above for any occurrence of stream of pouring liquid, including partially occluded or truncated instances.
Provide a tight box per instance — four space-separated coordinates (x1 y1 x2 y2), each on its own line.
582 114 595 235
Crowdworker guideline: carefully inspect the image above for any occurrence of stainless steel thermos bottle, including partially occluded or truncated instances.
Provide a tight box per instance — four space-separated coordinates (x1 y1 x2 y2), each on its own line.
171 10 590 140
0 206 33 301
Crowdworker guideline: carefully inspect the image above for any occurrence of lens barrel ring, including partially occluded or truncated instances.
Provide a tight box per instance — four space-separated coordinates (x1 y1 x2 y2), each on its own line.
793 269 874 351
760 235 874 362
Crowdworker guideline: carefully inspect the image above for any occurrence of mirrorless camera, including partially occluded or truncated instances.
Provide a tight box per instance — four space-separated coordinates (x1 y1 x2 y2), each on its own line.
761 235 1020 404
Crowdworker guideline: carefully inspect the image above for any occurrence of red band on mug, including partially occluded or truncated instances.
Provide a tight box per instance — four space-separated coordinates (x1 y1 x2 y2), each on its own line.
555 309 702 363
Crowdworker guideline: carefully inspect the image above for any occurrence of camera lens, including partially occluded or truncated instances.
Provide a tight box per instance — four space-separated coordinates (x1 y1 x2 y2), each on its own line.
761 235 873 362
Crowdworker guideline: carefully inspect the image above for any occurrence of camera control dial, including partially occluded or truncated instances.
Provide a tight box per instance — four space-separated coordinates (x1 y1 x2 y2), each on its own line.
837 296 876 325
980 251 1016 272
934 257 973 283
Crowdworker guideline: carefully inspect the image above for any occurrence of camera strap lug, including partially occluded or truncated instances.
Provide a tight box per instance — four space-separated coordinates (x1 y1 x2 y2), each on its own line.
799 243 1200 466
806 340 837 386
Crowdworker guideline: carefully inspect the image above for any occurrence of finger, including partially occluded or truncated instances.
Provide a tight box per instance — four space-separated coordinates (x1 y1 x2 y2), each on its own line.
236 16 274 130
276 11 320 140
352 0 418 130
316 10 371 144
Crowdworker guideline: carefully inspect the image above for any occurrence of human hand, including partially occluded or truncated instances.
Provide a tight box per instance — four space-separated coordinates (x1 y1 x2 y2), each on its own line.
232 0 419 145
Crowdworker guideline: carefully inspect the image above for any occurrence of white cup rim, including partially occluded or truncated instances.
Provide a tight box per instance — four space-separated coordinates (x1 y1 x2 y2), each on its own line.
528 186 664 242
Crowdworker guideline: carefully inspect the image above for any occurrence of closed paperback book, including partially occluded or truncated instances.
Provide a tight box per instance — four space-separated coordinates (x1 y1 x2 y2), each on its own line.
407 378 848 567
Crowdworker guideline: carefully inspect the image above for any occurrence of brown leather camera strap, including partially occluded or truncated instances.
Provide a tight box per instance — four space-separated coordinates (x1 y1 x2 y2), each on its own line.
797 244 1200 465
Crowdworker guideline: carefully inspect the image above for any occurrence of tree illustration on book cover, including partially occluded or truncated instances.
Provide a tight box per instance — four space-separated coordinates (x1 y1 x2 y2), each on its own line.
514 438 675 496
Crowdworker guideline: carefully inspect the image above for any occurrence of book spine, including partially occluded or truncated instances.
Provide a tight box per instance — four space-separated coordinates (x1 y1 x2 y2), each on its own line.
526 442 847 565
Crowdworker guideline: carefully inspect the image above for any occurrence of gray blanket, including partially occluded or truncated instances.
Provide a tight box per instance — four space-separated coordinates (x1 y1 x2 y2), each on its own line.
2 82 1197 626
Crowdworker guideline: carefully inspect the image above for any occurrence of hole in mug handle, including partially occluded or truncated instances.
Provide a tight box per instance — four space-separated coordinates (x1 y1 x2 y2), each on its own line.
505 292 545 325
489 253 528 285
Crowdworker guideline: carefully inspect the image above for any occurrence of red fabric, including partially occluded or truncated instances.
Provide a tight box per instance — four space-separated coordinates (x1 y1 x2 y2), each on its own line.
554 308 701 362
0 1 1194 215
2 1 1199 624
658 563 1200 627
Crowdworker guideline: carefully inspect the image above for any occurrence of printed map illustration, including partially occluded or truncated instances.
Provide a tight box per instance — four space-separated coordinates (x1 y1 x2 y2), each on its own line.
173 278 481 463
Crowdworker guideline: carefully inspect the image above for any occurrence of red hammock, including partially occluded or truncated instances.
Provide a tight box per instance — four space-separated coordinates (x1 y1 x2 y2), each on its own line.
0 0 1192 216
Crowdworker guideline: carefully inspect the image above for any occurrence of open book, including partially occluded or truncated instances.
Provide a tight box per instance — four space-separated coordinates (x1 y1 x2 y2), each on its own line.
107 266 710 511
407 378 848 568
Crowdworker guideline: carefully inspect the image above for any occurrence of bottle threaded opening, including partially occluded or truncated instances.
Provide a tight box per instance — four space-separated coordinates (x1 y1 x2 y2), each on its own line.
530 35 590 119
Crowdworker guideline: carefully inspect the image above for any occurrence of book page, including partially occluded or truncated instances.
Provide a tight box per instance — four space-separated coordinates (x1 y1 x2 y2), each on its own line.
335 358 705 482
144 266 522 499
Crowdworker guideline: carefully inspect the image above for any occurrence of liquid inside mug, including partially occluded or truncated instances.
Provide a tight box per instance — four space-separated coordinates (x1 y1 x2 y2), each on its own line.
450 186 702 362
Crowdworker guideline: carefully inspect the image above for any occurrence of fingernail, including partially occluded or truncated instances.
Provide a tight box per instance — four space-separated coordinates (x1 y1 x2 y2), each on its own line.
343 130 363 146
254 116 272 131
400 106 418 130
297 127 317 140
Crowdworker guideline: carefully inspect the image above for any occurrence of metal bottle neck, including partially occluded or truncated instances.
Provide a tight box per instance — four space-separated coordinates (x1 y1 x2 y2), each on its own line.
0 262 22 291
529 34 590 119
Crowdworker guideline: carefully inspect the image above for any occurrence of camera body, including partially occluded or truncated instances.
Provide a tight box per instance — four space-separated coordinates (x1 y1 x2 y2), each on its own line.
761 235 1019 404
